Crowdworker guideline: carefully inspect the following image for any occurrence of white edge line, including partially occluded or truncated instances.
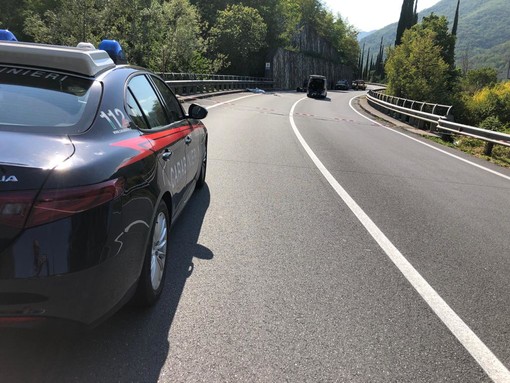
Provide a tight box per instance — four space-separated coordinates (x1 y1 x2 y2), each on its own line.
206 93 261 110
290 97 510 383
348 95 510 182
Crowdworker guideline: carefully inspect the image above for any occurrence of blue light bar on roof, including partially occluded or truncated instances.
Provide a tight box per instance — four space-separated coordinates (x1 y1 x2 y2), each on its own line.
0 30 17 41
98 40 127 64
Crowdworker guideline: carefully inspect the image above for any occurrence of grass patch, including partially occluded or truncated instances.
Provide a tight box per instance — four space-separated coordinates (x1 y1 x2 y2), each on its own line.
425 135 510 168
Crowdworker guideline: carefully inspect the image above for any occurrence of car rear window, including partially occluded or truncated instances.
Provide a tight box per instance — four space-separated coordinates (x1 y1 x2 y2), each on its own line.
309 78 325 90
0 65 102 133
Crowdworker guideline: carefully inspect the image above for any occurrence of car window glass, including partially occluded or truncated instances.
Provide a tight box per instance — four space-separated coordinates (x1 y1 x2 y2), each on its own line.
126 90 149 130
0 66 101 133
309 78 325 90
127 75 170 129
150 76 184 123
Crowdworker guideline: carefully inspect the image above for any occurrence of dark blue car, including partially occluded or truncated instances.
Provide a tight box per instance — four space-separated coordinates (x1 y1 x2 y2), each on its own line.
0 34 208 329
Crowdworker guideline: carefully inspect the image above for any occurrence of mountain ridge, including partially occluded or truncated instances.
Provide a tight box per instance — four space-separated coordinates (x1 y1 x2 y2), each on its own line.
359 0 510 78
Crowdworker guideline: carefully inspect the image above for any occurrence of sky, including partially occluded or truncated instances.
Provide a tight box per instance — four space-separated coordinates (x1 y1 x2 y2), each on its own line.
323 0 442 32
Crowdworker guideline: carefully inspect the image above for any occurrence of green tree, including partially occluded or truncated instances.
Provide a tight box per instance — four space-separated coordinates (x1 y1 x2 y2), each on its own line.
395 0 417 46
240 0 287 50
373 37 385 81
23 0 99 45
152 0 226 73
16 0 360 76
209 4 267 74
0 0 60 41
386 27 450 103
189 0 227 26
188 0 359 75
328 14 359 67
418 14 456 69
189 0 285 51
462 67 498 94
21 0 223 73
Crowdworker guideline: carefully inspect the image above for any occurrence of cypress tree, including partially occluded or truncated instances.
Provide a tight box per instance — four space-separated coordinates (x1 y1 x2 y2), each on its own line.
452 0 460 36
358 42 365 78
369 56 375 81
447 0 461 84
395 0 417 46
374 36 385 79
364 47 371 80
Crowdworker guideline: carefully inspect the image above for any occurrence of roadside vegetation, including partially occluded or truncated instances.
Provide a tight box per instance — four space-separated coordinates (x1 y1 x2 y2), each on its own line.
0 0 359 77
370 0 510 166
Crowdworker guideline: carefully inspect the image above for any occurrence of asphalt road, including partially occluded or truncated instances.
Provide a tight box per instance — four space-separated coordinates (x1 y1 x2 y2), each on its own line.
2 89 510 382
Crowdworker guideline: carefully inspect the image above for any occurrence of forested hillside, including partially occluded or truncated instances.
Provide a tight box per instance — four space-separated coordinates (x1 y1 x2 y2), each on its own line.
360 0 510 78
0 0 359 77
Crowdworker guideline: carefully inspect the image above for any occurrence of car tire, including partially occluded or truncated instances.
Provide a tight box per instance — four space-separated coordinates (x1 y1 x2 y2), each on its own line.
133 201 170 306
196 143 207 189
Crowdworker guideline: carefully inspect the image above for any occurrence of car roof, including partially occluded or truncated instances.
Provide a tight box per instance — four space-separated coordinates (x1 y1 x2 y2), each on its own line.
0 41 116 77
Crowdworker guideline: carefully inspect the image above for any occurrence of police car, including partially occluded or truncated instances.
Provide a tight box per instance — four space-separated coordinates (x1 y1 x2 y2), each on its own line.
0 31 208 328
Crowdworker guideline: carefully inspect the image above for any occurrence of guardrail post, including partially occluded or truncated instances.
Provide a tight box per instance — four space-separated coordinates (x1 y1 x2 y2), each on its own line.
438 117 453 142
484 142 494 156
415 102 424 130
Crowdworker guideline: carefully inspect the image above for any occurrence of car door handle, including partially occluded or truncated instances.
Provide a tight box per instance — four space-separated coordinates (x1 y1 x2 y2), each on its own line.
185 136 192 145
162 150 172 161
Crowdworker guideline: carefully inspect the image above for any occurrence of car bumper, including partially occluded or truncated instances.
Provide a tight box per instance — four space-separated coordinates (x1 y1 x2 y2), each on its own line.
0 250 139 328
0 202 147 327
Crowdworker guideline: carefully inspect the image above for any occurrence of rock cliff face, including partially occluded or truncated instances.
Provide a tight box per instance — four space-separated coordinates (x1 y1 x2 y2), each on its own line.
270 24 353 89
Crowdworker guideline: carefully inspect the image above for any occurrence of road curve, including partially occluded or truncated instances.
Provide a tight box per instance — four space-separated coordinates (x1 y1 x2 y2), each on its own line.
2 89 510 383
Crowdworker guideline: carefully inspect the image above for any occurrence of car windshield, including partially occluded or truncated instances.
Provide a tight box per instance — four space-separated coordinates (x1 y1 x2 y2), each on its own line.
0 66 101 133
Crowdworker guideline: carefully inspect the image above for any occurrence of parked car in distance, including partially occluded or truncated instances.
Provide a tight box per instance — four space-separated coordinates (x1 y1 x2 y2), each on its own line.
334 80 350 90
296 78 308 92
0 33 208 329
307 75 327 99
352 79 367 90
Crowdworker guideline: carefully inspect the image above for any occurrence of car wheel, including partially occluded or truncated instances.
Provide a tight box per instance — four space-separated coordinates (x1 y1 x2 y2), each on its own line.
134 201 169 306
196 144 207 189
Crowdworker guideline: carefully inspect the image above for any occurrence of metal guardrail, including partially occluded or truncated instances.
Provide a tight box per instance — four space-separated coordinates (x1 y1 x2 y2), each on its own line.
366 89 510 150
159 72 273 96
368 89 453 120
437 120 510 148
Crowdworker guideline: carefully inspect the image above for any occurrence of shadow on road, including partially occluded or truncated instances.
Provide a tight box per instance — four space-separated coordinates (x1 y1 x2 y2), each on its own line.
0 185 212 383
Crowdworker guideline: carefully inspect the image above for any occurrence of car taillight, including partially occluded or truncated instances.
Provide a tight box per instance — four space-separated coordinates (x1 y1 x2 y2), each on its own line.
26 178 125 228
0 178 125 229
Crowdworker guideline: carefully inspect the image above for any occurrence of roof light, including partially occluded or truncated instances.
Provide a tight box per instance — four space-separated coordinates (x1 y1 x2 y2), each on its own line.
98 39 127 64
77 42 96 50
0 29 17 41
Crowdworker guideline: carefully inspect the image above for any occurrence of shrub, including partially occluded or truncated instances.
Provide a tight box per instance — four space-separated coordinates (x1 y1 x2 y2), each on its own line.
466 81 510 125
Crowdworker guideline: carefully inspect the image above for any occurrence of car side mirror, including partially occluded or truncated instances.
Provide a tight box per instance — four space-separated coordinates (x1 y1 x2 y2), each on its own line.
188 103 208 120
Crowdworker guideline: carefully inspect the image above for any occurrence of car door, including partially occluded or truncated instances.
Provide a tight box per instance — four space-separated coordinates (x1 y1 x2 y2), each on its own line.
126 74 191 216
148 75 200 200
